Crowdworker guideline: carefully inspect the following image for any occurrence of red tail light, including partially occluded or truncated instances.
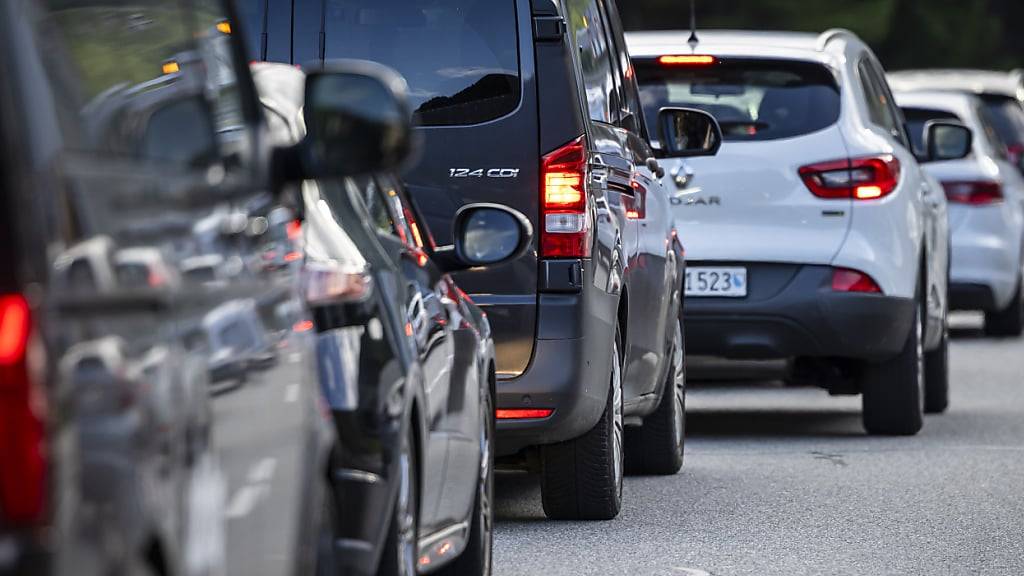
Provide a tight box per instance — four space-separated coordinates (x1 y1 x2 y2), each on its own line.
1007 143 1024 165
799 155 901 200
941 180 1003 205
495 408 554 420
658 54 717 66
832 268 882 293
0 294 47 524
541 136 591 258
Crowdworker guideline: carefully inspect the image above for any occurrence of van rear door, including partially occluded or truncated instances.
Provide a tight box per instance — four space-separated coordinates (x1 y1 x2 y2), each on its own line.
320 0 540 376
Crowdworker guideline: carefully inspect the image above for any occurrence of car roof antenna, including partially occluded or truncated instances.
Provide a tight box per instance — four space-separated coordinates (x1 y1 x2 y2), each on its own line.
687 0 699 50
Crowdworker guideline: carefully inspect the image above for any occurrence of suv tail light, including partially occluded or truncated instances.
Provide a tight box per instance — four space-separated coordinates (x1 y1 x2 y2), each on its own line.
941 180 1003 205
0 294 47 524
799 155 901 200
832 268 882 293
541 136 591 258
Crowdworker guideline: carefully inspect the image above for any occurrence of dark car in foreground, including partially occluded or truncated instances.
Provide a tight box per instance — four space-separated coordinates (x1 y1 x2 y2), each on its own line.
240 0 722 521
0 1 522 575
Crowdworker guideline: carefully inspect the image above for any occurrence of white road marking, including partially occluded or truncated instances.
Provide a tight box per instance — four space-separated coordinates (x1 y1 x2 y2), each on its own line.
225 457 277 520
284 383 300 403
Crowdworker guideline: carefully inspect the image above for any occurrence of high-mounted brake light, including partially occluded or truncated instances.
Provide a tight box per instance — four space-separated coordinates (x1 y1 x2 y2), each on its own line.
832 268 882 293
0 294 47 525
798 155 901 200
658 54 716 66
496 408 554 420
941 180 1003 205
541 136 591 258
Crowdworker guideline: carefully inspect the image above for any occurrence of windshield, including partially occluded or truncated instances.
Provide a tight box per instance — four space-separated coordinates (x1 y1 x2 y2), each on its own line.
636 59 841 142
322 0 521 127
980 95 1024 147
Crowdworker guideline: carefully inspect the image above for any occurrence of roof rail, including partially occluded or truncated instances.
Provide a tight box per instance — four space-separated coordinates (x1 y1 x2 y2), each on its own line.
816 28 857 51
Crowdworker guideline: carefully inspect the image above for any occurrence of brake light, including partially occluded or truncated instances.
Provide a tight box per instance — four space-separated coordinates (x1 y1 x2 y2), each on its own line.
798 155 901 200
942 180 1003 205
658 54 716 66
495 408 554 420
0 294 47 524
832 268 882 293
541 136 591 258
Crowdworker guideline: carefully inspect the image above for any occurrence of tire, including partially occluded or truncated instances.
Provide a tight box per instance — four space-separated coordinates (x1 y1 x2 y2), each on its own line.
377 426 418 576
436 378 494 576
923 318 949 414
861 289 925 436
625 316 685 475
984 276 1024 337
540 325 624 521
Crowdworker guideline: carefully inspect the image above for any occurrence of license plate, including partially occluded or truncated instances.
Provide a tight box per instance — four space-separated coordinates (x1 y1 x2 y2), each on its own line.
685 267 747 297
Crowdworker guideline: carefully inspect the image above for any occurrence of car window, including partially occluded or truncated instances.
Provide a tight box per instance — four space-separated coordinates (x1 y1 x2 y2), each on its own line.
351 176 400 239
980 95 1024 147
976 104 1010 160
566 0 618 124
320 0 521 127
858 58 903 139
636 59 840 142
602 0 644 134
900 107 962 157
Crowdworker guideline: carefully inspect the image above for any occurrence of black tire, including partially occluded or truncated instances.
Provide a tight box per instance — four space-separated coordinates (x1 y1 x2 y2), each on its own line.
924 319 950 414
540 325 624 521
377 426 418 576
861 290 924 436
625 316 685 476
984 276 1024 337
436 378 494 576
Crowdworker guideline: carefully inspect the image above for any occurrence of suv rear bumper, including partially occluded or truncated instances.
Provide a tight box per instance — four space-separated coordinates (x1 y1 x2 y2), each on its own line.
685 264 915 361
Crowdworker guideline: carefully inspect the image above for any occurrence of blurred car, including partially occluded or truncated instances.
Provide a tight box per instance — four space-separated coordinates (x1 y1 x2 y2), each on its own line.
894 90 1024 336
251 60 530 576
627 29 968 433
182 298 279 393
242 0 722 522
888 69 1024 169
1 1 509 574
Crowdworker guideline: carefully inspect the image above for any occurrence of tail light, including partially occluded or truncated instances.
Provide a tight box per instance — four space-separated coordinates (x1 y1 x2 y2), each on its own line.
941 180 1003 205
658 54 717 66
799 155 901 200
495 408 554 420
1007 143 1024 165
832 268 882 293
0 294 47 524
541 136 591 258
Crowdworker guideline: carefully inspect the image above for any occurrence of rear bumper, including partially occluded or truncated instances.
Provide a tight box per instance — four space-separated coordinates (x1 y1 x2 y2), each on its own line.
684 264 914 361
494 261 616 457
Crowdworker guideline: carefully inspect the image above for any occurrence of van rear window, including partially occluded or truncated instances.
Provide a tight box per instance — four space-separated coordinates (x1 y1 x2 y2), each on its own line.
636 59 841 142
322 0 521 127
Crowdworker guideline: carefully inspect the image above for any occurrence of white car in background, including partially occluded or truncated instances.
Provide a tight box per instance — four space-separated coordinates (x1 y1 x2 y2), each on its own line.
894 90 1024 336
627 29 967 434
888 69 1024 169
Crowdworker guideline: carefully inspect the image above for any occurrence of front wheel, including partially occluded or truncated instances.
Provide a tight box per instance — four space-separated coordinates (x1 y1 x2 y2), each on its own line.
861 292 924 436
540 325 624 520
924 319 949 414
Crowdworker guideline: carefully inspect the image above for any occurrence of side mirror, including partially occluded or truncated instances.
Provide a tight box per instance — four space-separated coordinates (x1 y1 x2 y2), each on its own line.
274 60 416 185
922 120 972 163
656 107 723 158
434 204 533 272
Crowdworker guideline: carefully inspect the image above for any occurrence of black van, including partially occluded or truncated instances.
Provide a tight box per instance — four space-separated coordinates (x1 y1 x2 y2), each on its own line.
241 0 722 520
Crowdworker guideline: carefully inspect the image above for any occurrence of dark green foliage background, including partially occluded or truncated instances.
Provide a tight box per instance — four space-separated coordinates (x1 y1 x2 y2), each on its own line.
618 0 1023 70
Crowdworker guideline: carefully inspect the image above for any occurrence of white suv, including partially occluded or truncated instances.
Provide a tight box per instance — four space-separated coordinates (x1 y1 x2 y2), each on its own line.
626 29 965 434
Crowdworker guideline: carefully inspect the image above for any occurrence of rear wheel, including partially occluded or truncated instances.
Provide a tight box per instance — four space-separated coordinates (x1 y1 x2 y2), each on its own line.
984 275 1024 337
625 316 685 475
861 289 924 436
923 318 950 414
540 326 623 520
436 378 494 576
377 426 418 576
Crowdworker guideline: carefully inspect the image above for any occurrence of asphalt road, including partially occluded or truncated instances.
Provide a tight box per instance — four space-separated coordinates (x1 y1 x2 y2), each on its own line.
493 313 1024 576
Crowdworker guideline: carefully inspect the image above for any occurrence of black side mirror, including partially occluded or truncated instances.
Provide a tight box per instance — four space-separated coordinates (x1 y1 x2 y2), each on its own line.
433 204 533 272
656 107 723 158
274 60 416 186
922 120 972 163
